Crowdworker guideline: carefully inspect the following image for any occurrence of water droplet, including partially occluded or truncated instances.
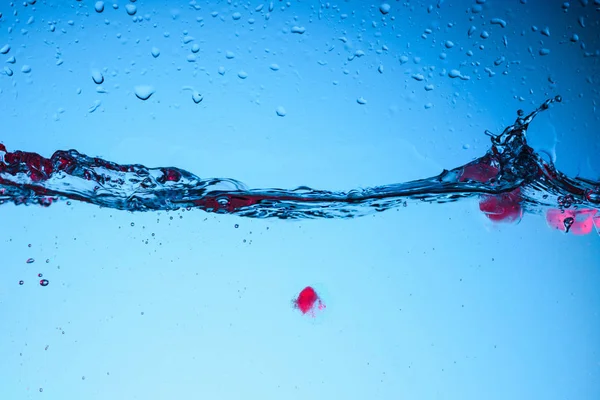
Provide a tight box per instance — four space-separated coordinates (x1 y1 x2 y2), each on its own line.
490 18 507 28
95 1 105 13
444 40 455 48
480 31 490 39
570 33 579 42
19 280 24 285
3 66 13 76
191 44 199 53
134 85 155 100
291 26 305 34
412 73 425 81
26 258 35 264
379 3 391 14
399 55 409 64
192 92 203 104
269 63 279 71
125 4 137 15
424 102 433 109
232 12 241 20
424 84 434 91
448 69 462 78
539 48 551 56
357 97 367 105
468 26 477 37
0 44 10 54
377 64 384 73
6 56 15 63
91 69 104 84
218 66 225 75
276 106 286 116
39 279 49 287
151 47 160 58
225 51 235 59
237 70 248 79
21 65 31 73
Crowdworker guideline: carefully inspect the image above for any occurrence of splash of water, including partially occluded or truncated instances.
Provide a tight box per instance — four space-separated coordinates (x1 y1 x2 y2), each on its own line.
0 97 598 231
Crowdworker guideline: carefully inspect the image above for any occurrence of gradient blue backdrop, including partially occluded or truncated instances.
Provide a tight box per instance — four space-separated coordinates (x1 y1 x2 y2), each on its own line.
0 1 599 399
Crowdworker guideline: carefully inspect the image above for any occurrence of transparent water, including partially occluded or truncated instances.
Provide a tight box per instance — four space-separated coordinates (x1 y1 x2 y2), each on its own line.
1 1 599 399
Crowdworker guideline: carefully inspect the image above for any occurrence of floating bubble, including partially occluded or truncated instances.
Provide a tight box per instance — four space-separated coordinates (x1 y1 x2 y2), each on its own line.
379 3 391 14
276 106 286 116
95 1 105 13
134 85 155 100
125 4 137 15
91 69 104 84
40 279 49 287
151 47 160 58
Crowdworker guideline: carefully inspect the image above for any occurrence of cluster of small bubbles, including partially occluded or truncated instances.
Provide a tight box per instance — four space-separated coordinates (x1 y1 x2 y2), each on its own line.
40 279 49 286
558 194 574 208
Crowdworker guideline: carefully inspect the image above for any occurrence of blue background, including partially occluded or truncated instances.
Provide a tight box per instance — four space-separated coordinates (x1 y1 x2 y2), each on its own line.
0 0 599 399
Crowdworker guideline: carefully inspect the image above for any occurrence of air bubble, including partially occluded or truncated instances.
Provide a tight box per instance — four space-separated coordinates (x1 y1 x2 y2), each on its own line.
26 258 35 264
95 1 105 13
19 280 24 285
276 106 286 116
134 85 155 100
564 217 574 233
40 279 49 287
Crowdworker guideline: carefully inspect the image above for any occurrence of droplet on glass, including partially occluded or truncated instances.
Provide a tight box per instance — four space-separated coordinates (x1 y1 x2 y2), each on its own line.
134 85 155 100
91 69 104 84
0 44 10 54
276 106 286 116
539 48 550 56
237 70 248 79
95 1 105 13
225 51 235 59
269 63 279 71
192 92 203 104
218 66 225 75
379 3 391 14
151 47 160 58
291 26 305 34
21 65 31 73
444 40 454 48
125 4 137 16
357 97 367 105
232 12 241 20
